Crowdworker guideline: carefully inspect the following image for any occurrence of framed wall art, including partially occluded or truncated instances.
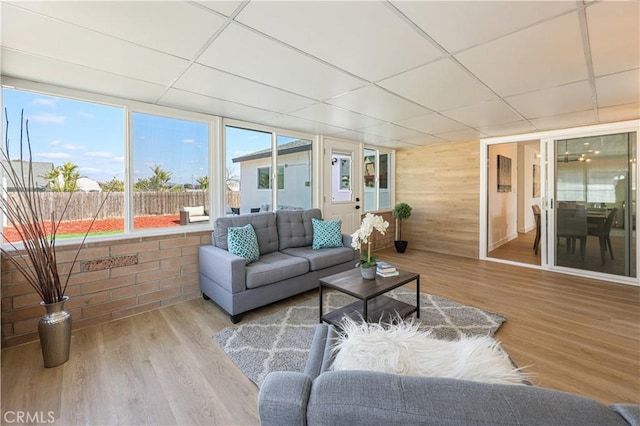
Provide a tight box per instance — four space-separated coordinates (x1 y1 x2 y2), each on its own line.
497 155 512 192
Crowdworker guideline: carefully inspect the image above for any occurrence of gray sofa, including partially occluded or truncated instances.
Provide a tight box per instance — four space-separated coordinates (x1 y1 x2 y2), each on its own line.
258 324 640 426
199 209 358 323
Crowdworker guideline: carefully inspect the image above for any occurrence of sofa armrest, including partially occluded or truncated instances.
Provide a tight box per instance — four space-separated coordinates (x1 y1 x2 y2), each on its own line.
198 245 246 294
304 324 338 379
341 233 353 248
258 372 312 426
612 404 640 426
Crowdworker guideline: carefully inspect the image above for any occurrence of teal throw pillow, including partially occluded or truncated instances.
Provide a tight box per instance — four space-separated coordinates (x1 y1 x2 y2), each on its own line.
312 218 343 249
228 224 260 264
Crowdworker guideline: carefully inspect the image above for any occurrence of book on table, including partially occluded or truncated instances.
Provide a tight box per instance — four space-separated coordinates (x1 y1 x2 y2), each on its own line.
376 261 396 273
377 270 400 278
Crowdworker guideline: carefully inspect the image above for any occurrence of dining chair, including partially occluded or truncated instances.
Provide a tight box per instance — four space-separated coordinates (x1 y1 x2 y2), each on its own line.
588 208 618 265
557 207 587 261
531 205 541 255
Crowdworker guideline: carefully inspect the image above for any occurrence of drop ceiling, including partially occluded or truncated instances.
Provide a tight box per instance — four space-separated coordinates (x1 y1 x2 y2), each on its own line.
1 1 638 149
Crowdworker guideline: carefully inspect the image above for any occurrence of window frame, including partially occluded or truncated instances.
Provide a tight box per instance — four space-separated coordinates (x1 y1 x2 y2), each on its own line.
1 78 217 245
363 146 395 213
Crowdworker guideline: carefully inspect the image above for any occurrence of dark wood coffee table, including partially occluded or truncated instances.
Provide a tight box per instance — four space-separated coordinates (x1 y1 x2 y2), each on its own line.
319 268 420 326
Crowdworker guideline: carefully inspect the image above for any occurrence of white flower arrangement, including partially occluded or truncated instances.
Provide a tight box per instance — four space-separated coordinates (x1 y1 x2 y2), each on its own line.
351 213 389 268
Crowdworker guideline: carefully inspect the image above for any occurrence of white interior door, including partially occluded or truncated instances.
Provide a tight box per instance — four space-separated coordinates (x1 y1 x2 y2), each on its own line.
322 138 362 234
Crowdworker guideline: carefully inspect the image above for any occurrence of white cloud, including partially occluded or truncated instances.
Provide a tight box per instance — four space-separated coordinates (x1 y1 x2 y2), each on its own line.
50 139 62 146
84 151 115 158
26 113 66 124
32 98 56 107
182 139 195 144
63 143 85 151
37 152 71 159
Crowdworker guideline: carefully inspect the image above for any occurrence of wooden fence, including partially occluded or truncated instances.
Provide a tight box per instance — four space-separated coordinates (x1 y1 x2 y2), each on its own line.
5 191 210 221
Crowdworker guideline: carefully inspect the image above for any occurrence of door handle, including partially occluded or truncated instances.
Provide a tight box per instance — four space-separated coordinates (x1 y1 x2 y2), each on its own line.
355 205 360 210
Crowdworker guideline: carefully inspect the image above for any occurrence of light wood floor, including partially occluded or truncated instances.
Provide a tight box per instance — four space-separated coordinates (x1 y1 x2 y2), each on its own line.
2 248 639 425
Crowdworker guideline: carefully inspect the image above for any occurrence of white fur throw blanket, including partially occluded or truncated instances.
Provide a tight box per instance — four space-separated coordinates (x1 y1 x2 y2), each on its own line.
331 318 527 385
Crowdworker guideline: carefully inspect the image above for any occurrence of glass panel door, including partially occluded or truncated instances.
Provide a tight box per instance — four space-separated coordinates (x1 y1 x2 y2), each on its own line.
554 132 636 277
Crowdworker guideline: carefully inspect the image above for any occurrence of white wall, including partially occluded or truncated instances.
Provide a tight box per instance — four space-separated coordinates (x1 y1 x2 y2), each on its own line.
488 143 519 250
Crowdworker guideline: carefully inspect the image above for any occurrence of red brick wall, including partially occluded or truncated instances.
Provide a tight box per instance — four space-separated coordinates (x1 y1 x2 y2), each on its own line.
1 230 211 348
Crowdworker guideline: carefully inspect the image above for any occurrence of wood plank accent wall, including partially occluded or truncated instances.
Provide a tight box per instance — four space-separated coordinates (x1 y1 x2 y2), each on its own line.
396 140 480 258
1 230 211 348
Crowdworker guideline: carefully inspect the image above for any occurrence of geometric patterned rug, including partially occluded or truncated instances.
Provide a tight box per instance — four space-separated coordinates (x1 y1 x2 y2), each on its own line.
213 289 506 387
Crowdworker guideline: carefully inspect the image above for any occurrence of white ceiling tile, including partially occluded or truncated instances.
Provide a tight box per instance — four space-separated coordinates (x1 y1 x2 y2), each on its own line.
5 1 226 60
394 113 469 135
476 120 538 138
236 1 443 81
456 12 587 96
262 114 349 136
174 64 315 113
333 129 449 148
529 110 597 131
443 100 523 128
195 1 244 17
1 4 189 85
197 23 366 100
391 1 576 53
400 134 448 146
1 48 167 103
587 1 640 77
291 104 385 130
506 81 594 119
435 128 487 142
358 123 427 140
327 85 430 122
596 69 640 109
159 89 277 123
598 103 640 123
378 58 497 111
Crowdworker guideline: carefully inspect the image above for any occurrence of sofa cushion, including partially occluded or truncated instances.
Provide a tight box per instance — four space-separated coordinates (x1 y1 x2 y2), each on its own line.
183 205 205 216
312 218 343 249
228 224 260 265
277 208 322 250
214 212 279 255
281 246 356 271
246 252 309 289
331 318 527 385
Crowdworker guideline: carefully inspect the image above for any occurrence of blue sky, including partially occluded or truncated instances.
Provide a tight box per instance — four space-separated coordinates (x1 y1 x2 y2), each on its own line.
3 88 301 185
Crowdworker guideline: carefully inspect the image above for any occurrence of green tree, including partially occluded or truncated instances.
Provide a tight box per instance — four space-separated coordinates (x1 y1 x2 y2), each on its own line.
101 177 124 192
196 176 208 190
42 162 80 192
134 165 172 191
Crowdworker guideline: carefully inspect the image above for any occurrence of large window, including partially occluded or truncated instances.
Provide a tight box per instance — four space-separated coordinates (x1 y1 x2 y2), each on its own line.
1 88 125 242
132 113 208 231
1 86 212 243
364 147 392 212
225 124 313 214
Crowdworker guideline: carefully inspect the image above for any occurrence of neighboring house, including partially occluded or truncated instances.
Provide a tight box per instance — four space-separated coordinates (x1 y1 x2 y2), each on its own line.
1 160 53 191
232 140 312 213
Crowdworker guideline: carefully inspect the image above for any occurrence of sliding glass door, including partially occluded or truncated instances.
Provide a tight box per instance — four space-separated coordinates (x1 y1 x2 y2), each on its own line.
482 120 639 284
553 132 636 277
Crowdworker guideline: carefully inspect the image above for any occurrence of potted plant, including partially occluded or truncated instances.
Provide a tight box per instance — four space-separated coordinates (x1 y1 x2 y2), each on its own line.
351 213 389 279
0 110 110 367
392 202 412 253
